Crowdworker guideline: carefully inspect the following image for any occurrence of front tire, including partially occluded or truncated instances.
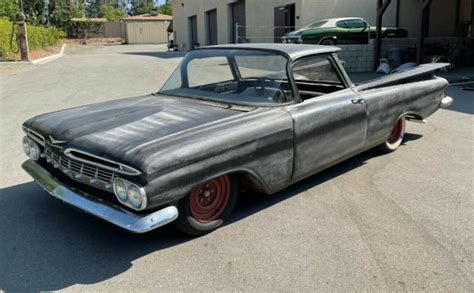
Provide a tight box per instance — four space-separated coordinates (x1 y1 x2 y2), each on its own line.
175 174 238 236
320 38 336 46
379 117 406 152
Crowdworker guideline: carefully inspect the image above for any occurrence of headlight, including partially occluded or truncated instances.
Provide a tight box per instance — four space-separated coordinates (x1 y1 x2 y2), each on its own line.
22 136 31 156
113 178 147 211
23 136 41 161
127 185 142 208
114 179 128 202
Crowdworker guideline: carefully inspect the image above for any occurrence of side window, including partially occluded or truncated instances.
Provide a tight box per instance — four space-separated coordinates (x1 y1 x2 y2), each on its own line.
187 57 234 87
336 20 348 28
292 55 345 101
346 19 366 29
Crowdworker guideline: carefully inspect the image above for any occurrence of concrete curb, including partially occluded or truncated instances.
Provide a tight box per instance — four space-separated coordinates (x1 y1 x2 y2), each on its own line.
31 44 66 64
0 44 66 66
0 61 30 65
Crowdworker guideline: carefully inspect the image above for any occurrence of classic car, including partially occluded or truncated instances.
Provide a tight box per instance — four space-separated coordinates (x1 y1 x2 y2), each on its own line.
281 17 408 45
22 44 452 236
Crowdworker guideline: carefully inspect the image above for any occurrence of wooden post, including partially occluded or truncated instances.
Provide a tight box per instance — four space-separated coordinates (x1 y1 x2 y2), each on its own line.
416 0 433 64
374 0 392 71
17 22 29 61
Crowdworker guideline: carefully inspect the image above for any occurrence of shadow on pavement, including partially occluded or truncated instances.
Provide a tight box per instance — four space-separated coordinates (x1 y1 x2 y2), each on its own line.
403 132 423 143
123 51 186 59
0 181 190 291
0 141 416 291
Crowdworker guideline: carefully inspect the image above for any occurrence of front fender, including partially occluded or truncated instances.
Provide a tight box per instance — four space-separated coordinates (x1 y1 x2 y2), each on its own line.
141 108 295 209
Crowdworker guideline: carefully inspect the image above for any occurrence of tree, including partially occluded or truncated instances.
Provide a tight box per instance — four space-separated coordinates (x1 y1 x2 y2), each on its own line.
98 4 125 21
130 0 154 15
20 0 46 24
0 0 19 19
159 3 171 15
49 0 84 33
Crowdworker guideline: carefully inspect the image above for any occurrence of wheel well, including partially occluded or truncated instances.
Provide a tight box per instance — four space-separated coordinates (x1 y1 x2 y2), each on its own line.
403 112 423 121
319 36 337 45
231 171 267 193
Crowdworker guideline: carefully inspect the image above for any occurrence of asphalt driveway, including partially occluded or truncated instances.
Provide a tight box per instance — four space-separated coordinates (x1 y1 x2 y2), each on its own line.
0 44 472 292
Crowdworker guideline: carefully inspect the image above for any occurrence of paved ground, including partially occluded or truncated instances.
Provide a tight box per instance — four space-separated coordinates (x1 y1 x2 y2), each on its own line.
0 44 473 292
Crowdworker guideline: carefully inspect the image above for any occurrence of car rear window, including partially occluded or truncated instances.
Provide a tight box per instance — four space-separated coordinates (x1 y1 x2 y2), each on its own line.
306 21 327 28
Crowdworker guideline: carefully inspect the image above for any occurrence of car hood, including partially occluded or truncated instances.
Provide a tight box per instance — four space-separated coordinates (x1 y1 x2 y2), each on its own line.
24 95 243 167
284 29 304 37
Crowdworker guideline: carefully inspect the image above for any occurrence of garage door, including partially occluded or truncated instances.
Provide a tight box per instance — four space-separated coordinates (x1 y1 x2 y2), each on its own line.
126 22 169 44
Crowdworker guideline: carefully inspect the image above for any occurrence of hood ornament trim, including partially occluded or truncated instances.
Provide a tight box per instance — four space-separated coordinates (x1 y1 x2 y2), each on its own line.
46 135 66 149
48 135 66 144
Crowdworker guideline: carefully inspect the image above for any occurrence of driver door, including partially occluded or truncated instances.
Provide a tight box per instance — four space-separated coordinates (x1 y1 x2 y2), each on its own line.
287 55 368 181
346 19 370 44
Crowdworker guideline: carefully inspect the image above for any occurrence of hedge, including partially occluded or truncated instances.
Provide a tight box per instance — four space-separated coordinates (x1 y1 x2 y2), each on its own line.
0 17 65 60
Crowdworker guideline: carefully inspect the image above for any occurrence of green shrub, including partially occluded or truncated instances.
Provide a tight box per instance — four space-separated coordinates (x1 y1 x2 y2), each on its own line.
98 4 125 22
0 17 65 60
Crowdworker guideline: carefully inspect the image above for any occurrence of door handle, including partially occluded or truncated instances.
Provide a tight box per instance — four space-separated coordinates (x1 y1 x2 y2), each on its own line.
351 98 365 104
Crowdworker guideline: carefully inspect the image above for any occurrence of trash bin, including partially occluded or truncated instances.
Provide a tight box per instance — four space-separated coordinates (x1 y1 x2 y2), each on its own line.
387 48 403 64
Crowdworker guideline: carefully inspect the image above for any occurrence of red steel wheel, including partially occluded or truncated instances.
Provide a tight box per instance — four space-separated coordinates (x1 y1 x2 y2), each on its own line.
189 175 231 222
379 117 406 152
175 174 239 236
387 118 404 144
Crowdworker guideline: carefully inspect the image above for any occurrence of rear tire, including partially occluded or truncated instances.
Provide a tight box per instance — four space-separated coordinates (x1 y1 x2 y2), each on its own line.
378 117 406 152
175 174 238 236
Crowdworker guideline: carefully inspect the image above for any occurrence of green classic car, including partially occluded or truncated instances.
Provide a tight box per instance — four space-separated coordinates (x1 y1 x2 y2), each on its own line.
281 17 408 45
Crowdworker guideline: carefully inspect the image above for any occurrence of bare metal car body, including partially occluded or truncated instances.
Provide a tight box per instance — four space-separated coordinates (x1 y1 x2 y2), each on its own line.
22 44 452 233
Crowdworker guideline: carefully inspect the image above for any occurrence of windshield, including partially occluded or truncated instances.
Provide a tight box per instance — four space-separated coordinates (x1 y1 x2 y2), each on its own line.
159 49 294 106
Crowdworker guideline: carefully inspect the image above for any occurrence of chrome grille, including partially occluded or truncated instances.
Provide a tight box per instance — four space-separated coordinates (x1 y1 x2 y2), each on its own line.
45 149 117 192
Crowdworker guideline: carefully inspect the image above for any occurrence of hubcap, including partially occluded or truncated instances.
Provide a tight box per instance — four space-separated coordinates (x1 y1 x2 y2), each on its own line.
189 175 230 222
387 118 404 144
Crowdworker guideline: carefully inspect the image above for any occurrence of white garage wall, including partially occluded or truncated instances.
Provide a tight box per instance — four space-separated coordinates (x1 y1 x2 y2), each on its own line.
125 21 171 44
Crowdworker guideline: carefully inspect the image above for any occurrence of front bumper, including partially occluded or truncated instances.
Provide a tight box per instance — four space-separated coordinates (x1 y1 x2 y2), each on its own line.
22 160 178 233
281 37 301 44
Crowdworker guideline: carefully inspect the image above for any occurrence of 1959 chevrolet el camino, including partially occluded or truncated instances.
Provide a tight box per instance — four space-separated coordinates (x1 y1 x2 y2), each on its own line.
22 44 453 236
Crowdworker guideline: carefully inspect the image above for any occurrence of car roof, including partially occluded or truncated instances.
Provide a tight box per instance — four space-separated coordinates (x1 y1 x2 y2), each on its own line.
323 17 365 22
312 17 366 27
197 43 340 60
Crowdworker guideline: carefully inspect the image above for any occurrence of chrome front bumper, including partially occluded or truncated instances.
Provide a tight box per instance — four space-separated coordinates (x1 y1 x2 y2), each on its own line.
22 160 178 233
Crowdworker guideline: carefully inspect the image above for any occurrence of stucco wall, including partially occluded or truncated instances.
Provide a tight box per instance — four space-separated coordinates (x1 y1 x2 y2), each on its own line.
172 0 471 49
172 0 236 50
300 0 397 28
243 0 303 43
172 0 399 49
398 0 470 37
